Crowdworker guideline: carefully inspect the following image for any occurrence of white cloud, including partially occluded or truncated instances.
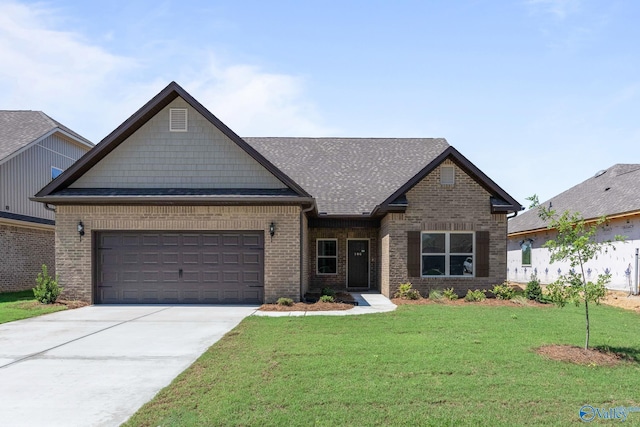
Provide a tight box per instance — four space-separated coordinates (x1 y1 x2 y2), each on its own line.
526 0 582 20
183 57 335 136
0 1 331 142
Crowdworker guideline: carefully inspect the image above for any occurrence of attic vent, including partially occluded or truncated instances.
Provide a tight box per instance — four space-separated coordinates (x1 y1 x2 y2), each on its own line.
594 169 607 178
169 108 188 132
440 165 455 185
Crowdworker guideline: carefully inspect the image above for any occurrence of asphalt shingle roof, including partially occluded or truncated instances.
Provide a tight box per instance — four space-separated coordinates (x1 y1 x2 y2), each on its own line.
245 137 450 215
0 111 91 161
508 164 640 234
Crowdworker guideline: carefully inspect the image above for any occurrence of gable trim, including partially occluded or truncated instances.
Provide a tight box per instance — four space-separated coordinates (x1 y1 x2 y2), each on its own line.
34 82 311 199
372 146 522 215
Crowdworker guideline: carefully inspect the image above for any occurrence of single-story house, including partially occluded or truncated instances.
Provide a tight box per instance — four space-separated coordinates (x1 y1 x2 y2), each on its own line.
32 82 522 304
507 164 640 294
0 111 93 292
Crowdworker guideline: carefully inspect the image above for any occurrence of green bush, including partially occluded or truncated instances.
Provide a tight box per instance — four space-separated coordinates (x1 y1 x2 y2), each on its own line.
321 287 336 297
319 295 335 303
492 283 515 300
525 275 543 302
276 297 294 306
394 282 421 300
429 289 443 300
443 287 459 300
464 289 486 302
33 264 62 304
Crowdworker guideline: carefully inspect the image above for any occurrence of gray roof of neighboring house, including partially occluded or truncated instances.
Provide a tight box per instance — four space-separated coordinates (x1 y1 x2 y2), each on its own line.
0 110 92 161
245 137 450 215
508 164 640 234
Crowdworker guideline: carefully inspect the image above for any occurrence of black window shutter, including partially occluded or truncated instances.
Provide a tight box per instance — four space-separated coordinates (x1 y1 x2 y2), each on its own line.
476 231 490 277
407 231 421 277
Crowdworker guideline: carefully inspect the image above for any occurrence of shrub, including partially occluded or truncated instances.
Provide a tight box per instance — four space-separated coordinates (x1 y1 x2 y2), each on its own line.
525 275 543 302
321 287 336 297
319 295 335 303
443 287 459 300
33 264 62 304
492 283 515 300
276 297 294 306
511 295 530 306
429 289 443 301
394 282 421 300
464 289 486 302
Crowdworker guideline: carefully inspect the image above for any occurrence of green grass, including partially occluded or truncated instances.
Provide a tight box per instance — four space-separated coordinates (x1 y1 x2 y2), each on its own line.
0 290 66 324
125 304 640 426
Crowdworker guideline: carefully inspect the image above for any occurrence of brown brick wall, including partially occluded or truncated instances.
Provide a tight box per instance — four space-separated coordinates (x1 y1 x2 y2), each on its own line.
307 227 379 292
380 160 507 298
0 223 55 292
55 205 301 303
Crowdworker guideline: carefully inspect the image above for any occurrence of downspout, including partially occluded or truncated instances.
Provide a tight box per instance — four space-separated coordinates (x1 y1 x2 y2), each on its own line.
300 203 315 301
44 203 56 212
635 248 639 295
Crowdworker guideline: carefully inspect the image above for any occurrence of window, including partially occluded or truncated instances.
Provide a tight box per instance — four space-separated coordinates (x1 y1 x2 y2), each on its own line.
440 165 455 185
51 166 63 180
421 232 474 276
169 108 188 131
317 239 337 275
521 239 532 266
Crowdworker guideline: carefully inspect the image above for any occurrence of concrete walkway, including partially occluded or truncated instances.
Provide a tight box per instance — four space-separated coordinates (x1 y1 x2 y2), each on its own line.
0 305 258 427
253 292 397 317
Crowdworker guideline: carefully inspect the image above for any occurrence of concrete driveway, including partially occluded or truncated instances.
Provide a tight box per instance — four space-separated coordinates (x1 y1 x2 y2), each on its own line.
0 305 258 427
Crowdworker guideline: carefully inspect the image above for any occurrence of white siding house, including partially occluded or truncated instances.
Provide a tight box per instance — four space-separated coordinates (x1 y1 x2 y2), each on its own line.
507 164 640 294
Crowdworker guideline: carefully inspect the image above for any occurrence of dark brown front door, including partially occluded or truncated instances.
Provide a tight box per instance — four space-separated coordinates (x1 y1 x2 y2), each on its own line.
95 231 264 304
347 239 369 288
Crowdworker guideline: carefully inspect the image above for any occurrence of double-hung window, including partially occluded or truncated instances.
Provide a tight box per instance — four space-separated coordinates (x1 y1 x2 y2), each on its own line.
521 240 532 266
421 232 474 276
317 239 337 275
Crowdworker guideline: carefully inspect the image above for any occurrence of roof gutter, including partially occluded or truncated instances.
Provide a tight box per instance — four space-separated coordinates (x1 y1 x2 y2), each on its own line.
30 196 316 205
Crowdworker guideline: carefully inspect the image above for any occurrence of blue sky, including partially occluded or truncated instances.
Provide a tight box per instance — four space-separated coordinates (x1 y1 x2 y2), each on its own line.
1 0 638 208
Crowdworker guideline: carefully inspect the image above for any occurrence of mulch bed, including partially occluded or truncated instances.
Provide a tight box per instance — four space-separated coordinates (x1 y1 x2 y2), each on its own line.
392 297 550 308
259 301 354 312
536 345 629 366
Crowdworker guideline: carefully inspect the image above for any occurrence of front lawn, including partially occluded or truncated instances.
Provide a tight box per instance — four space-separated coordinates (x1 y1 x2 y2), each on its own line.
0 290 67 324
125 303 640 426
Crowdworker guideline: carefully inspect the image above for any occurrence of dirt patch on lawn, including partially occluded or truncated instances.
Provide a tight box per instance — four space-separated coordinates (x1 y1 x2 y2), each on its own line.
259 302 354 312
536 344 630 366
601 291 640 313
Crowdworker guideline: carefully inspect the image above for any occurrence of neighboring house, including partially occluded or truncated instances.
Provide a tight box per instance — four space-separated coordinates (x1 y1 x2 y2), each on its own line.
32 82 522 304
0 111 93 292
507 164 640 293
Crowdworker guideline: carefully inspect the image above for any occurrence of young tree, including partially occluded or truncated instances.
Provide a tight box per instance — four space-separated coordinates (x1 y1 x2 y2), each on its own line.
527 195 625 350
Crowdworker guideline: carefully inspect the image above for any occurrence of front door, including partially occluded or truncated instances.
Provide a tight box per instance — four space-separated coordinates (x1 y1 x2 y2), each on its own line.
347 239 369 288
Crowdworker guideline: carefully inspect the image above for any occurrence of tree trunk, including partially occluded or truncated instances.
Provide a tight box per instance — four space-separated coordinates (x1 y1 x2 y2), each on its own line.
584 297 590 350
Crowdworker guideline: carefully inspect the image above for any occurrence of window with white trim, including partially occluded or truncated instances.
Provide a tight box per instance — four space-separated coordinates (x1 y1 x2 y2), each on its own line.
51 166 64 180
317 239 337 275
421 232 474 276
169 108 188 131
521 239 532 266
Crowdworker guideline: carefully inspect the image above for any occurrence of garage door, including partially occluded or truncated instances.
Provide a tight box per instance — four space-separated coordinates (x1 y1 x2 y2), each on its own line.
96 231 264 304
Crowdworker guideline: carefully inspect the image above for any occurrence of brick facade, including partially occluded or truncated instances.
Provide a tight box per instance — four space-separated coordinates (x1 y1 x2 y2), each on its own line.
307 227 379 292
55 205 301 303
380 160 508 298
0 223 55 292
